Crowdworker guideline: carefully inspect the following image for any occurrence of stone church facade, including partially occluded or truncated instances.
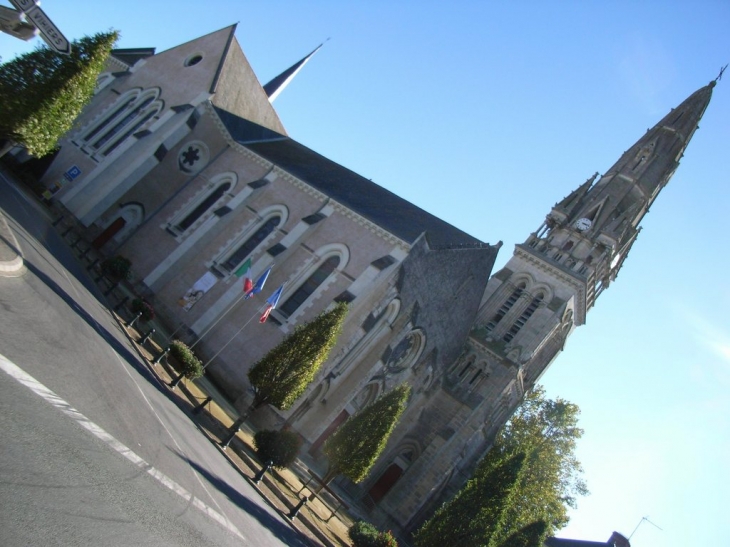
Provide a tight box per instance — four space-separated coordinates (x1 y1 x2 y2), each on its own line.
39 25 714 533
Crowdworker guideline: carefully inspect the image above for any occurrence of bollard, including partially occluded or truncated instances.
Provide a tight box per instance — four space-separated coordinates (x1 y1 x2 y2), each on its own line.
139 328 155 345
125 311 142 328
153 347 170 365
168 372 185 390
288 497 307 520
254 461 273 484
192 396 212 415
220 416 246 450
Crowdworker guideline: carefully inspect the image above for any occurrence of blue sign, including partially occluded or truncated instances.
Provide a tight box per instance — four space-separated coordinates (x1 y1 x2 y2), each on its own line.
63 165 81 182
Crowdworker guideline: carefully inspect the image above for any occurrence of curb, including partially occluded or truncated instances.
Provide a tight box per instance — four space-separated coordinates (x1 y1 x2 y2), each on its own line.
0 211 25 277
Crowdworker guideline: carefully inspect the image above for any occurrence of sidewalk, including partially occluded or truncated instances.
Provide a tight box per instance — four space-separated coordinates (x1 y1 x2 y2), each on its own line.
120 318 354 547
1 171 355 547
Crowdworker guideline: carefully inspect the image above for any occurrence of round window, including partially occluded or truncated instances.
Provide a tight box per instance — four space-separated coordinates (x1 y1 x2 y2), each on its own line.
185 54 203 67
177 141 209 173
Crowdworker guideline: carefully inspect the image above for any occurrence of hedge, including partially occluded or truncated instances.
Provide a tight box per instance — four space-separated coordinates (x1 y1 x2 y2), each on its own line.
169 340 203 379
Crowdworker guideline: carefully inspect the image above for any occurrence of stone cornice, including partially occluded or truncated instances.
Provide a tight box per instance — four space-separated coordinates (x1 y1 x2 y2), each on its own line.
513 246 587 325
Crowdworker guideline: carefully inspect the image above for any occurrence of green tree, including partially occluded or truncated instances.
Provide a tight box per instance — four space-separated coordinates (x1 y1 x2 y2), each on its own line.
490 385 587 538
253 429 302 469
414 452 527 547
0 30 118 157
496 520 548 547
247 302 348 412
349 521 399 547
321 383 410 487
414 386 586 546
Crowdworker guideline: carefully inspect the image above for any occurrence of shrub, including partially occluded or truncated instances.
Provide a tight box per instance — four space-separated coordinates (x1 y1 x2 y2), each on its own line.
253 429 302 469
100 255 131 280
349 521 398 547
169 340 203 379
131 298 155 322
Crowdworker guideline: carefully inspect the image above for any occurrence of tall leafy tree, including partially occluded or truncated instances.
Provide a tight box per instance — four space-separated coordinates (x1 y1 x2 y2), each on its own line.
0 31 118 157
247 302 349 412
496 520 548 547
414 386 586 546
414 452 527 547
321 383 411 487
491 385 587 538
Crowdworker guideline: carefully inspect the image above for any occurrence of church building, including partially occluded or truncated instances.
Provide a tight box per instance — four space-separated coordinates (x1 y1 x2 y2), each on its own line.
38 25 715 533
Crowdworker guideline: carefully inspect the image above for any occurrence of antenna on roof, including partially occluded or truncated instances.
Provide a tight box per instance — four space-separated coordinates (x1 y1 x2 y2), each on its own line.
628 516 663 540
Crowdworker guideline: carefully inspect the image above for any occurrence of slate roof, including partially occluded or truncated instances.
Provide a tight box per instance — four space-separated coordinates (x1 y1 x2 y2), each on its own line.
213 106 486 247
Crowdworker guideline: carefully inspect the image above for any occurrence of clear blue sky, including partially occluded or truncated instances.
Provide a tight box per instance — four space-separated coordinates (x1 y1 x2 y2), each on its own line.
2 2 728 545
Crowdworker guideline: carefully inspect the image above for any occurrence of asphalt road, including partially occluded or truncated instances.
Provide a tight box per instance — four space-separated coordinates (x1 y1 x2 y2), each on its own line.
0 172 311 546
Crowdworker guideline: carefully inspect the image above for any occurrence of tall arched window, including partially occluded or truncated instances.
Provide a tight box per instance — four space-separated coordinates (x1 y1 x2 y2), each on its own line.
174 182 231 234
218 216 280 274
503 292 544 343
486 282 526 331
279 256 340 318
81 88 162 157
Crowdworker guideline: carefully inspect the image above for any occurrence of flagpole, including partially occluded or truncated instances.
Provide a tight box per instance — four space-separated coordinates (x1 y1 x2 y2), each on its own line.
190 265 273 350
190 289 249 350
202 306 265 370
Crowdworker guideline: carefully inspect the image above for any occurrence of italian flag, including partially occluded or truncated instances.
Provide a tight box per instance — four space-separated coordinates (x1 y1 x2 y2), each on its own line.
234 258 253 293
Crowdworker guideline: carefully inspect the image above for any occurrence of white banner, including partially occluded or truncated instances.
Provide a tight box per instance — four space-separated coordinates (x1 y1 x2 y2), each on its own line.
178 271 218 311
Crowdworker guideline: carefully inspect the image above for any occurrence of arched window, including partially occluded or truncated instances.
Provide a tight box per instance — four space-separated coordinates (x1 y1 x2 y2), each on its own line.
386 330 426 373
486 282 526 331
219 216 280 273
503 292 544 343
279 256 340 318
178 182 230 231
456 355 475 378
81 88 162 157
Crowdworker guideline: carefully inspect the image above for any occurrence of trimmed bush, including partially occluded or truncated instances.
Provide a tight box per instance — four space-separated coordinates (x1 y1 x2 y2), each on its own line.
253 429 302 469
169 340 203 379
100 255 131 280
131 298 155 322
349 521 399 547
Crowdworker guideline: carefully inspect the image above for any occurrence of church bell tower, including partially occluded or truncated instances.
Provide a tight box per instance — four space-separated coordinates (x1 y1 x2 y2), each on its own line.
468 79 715 404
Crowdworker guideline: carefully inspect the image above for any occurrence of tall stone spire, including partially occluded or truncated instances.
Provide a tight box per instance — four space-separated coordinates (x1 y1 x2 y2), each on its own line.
263 43 324 103
530 80 715 317
467 79 715 400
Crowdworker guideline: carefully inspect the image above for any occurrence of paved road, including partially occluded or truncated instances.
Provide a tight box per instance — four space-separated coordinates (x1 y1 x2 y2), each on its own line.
0 173 311 546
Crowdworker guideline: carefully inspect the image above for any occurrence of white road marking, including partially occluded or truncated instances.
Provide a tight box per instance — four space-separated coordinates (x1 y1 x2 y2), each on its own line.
0 352 246 542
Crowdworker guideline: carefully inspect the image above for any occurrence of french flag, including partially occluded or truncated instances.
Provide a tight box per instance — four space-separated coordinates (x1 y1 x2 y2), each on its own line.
259 284 284 323
244 266 272 299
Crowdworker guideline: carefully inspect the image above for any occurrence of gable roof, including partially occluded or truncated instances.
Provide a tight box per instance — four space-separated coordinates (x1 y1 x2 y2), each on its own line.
213 106 486 247
110 47 156 67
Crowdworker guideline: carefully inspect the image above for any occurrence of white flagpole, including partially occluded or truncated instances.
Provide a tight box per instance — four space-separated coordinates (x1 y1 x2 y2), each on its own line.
202 305 265 370
190 289 248 349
